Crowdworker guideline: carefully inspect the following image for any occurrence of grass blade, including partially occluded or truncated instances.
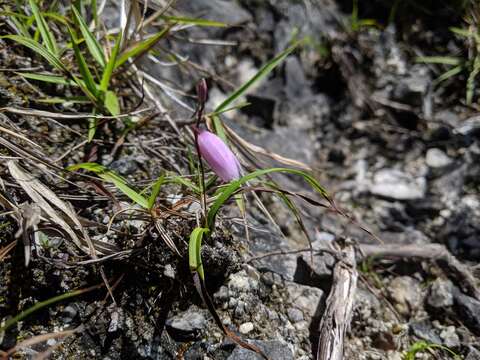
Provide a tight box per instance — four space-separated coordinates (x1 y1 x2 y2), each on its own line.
68 26 99 98
215 42 300 112
207 167 329 230
165 173 201 194
16 72 77 86
67 162 149 209
466 57 480 105
415 56 462 65
148 175 165 209
88 117 97 142
434 65 463 85
160 15 227 27
2 35 66 72
100 31 122 92
188 227 210 280
213 41 300 140
114 26 171 69
0 282 104 333
7 12 32 38
28 0 58 56
72 6 105 67
104 90 120 115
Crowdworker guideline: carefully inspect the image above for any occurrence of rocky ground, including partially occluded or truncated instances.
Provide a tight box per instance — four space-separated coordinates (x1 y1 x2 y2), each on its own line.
1 0 480 359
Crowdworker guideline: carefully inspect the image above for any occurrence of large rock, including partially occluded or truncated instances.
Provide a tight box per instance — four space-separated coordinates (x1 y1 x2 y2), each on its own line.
453 288 480 335
227 340 293 360
370 169 426 200
388 276 424 316
427 278 454 309
176 0 252 25
166 307 208 340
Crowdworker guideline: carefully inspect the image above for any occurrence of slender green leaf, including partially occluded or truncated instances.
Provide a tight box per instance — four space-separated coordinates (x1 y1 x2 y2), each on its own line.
100 31 122 92
35 96 90 104
70 72 99 105
188 227 210 280
434 65 463 85
72 6 105 67
415 56 462 66
91 0 98 28
165 174 201 194
450 26 480 44
43 12 70 25
67 162 150 208
213 42 300 141
466 56 480 105
16 72 77 86
88 118 97 142
0 10 30 20
148 175 165 209
28 0 58 55
5 12 32 38
207 167 329 230
2 35 66 72
160 15 227 27
404 341 461 360
207 102 251 117
234 193 245 217
104 90 120 115
114 26 171 69
0 283 102 333
68 26 99 98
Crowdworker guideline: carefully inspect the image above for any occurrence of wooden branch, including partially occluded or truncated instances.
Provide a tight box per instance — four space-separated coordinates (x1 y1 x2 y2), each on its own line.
358 243 480 301
316 244 358 360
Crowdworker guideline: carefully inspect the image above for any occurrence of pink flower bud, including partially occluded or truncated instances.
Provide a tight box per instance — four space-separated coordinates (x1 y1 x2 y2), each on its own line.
196 78 208 104
196 129 240 182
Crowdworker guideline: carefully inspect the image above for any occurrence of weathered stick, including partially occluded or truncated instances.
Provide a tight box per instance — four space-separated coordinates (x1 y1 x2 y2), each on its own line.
358 243 480 301
316 244 358 360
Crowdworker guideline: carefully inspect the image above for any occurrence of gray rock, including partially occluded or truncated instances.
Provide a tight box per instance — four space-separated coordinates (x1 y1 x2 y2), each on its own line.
426 148 452 168
228 271 258 293
439 326 460 348
453 288 480 334
388 276 423 316
285 56 310 99
109 157 138 176
465 347 480 360
61 305 77 323
239 322 254 334
167 308 207 334
427 278 454 308
285 282 323 318
410 320 442 344
176 0 252 25
227 340 293 360
287 307 304 323
370 169 426 200
391 65 430 107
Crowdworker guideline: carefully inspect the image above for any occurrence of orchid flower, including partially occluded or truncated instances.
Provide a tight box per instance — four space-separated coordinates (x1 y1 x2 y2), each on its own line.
196 128 241 182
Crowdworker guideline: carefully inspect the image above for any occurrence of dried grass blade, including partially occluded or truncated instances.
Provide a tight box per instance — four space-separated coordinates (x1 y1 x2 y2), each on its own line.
224 123 311 170
7 161 96 255
0 124 41 148
6 326 82 356
154 219 181 256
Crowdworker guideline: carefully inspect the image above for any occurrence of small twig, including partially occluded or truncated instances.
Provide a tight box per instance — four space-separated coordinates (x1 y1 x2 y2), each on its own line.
2 325 82 359
316 242 358 360
358 243 480 301
247 247 336 263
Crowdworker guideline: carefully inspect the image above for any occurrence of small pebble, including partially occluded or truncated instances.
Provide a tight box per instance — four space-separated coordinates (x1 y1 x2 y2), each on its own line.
239 322 254 334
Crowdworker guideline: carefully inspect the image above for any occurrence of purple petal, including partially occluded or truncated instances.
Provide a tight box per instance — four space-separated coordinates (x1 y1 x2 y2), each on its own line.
197 129 240 182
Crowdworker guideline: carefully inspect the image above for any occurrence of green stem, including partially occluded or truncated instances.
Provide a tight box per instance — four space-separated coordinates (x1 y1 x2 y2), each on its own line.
0 283 104 333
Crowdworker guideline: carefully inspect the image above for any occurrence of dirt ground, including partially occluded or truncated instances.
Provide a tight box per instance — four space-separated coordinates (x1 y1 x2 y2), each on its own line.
1 0 480 359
